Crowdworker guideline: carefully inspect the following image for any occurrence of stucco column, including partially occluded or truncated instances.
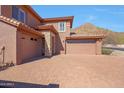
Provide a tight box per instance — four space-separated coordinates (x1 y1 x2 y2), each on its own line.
66 21 71 36
43 32 52 57
0 6 1 15
96 39 102 55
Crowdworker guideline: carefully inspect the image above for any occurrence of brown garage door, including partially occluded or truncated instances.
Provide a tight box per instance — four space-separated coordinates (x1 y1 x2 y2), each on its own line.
66 40 96 55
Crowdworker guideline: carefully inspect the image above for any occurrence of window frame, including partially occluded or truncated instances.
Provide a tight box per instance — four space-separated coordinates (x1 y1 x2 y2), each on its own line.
12 6 26 23
19 9 26 23
12 6 19 20
58 22 66 32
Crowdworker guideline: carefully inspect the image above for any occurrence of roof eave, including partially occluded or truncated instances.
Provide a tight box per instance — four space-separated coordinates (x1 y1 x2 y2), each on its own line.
43 16 74 28
22 5 43 22
0 15 42 37
36 25 58 34
66 35 106 40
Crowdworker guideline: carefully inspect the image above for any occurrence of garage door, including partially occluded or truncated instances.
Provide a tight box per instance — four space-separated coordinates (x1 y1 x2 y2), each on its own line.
66 40 96 55
20 33 42 63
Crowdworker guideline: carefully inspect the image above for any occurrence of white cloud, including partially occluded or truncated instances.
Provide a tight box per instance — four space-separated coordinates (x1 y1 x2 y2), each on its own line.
110 11 124 15
94 7 124 15
86 15 96 21
94 8 108 12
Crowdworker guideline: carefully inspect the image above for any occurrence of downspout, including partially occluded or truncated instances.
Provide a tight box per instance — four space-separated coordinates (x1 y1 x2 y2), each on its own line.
2 46 5 64
0 46 5 64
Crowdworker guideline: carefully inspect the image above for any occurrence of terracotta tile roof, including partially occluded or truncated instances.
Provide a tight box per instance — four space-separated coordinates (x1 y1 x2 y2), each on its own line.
66 35 106 40
0 16 42 36
0 16 21 26
22 5 43 22
35 25 58 34
70 32 106 37
43 16 74 21
43 16 74 28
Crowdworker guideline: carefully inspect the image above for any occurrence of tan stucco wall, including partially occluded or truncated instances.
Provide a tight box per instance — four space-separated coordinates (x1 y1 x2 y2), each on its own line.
57 21 71 54
1 5 41 27
44 21 71 34
26 12 41 27
96 39 102 55
0 5 1 15
51 32 56 54
17 31 42 64
45 21 71 54
19 6 41 27
44 22 58 31
0 21 17 64
42 31 56 56
43 31 52 56
1 5 12 18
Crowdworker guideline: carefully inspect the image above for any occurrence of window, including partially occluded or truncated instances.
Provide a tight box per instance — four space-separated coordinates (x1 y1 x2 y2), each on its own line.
12 6 19 20
30 38 37 41
34 39 37 41
19 9 26 23
21 37 25 39
58 22 66 32
12 6 26 23
30 38 33 40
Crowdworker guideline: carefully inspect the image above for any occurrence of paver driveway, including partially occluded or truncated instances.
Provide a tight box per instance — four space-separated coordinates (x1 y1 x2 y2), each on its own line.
0 54 124 88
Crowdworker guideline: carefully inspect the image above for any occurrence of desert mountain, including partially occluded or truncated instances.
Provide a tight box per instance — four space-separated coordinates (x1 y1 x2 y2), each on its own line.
72 23 124 45
72 23 106 35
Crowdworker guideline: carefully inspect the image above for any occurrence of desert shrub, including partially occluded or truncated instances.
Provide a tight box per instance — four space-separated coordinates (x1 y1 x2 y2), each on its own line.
102 47 113 55
103 32 118 45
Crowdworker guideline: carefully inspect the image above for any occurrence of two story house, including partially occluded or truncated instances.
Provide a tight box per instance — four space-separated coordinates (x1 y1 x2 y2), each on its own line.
0 5 105 65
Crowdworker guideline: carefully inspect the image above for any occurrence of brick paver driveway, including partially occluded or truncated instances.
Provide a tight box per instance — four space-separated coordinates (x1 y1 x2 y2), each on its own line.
0 55 124 88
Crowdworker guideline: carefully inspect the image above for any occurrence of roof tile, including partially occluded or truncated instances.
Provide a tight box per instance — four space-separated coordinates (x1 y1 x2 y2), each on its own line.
0 15 42 36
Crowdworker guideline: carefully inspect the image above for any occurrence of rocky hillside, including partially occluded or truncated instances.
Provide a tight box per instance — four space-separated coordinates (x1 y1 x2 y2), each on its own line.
72 23 105 35
72 23 124 45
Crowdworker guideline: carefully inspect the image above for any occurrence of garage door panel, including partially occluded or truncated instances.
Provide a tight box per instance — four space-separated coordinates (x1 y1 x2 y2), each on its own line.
67 40 96 43
66 40 96 55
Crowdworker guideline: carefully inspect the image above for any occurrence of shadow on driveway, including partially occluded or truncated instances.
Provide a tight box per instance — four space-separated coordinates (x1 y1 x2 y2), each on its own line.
103 47 124 51
0 80 59 88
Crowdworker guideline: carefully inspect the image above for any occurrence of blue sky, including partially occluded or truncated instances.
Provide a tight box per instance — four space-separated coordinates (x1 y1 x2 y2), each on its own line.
32 5 124 32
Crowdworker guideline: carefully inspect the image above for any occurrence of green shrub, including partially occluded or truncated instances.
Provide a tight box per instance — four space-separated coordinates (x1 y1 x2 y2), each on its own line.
102 47 113 55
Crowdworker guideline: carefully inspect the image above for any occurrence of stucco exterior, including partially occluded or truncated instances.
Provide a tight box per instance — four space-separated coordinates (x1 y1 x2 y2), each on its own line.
0 5 42 27
44 21 71 54
0 21 43 65
0 6 1 15
41 31 56 57
0 21 17 64
96 39 102 55
26 12 41 27
0 5 106 65
1 5 12 18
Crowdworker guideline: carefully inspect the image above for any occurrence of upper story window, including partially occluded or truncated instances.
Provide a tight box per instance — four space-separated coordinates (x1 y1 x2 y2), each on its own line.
12 6 18 20
12 6 26 23
19 9 26 23
58 22 66 32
